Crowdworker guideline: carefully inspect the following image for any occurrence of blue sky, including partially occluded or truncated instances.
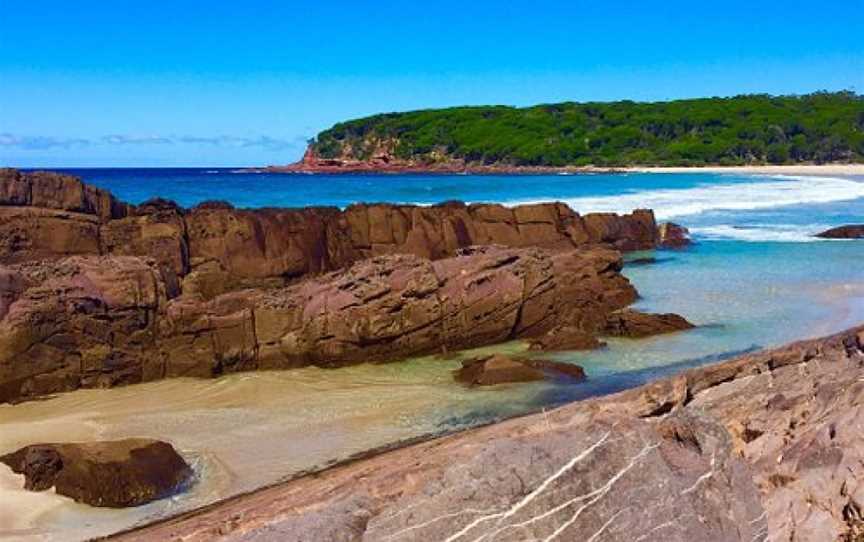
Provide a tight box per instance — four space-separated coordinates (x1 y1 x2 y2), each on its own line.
1 0 862 167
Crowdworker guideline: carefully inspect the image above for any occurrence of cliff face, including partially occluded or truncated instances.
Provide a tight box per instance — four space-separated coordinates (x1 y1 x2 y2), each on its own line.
0 169 667 402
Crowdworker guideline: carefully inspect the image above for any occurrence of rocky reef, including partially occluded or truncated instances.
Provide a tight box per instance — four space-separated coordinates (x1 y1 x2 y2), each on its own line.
110 325 864 542
0 169 690 402
1 438 192 508
816 224 864 239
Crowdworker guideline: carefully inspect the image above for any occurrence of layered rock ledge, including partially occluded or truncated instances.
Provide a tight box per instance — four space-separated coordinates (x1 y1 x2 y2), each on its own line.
109 325 864 542
0 244 649 402
0 169 689 403
0 168 662 295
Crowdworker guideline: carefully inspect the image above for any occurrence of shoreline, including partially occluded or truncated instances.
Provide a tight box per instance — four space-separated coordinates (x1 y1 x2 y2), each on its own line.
260 162 864 176
108 324 864 541
623 164 864 175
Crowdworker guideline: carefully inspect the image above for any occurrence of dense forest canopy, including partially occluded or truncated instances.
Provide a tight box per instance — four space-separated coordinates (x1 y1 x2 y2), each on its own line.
311 92 864 167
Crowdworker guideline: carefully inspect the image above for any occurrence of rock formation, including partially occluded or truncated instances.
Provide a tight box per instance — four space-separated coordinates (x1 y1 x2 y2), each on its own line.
657 221 692 247
602 309 695 338
0 169 665 294
454 354 586 386
0 169 693 403
0 438 192 508
110 325 864 542
0 245 645 402
816 224 864 239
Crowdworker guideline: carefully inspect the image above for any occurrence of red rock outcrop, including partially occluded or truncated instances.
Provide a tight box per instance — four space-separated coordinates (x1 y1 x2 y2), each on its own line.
0 169 663 295
0 256 173 401
657 221 692 247
1 438 192 508
0 169 690 403
0 246 638 402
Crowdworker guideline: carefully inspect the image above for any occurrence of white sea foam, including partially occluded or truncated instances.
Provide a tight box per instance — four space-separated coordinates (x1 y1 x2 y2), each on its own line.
689 224 835 243
502 175 864 220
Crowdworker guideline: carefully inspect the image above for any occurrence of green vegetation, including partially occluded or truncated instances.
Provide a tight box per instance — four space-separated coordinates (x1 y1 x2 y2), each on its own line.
311 92 864 167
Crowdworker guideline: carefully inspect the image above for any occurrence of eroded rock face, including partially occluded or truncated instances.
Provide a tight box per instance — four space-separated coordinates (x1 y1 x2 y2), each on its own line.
0 438 192 508
0 256 172 402
158 246 635 375
0 170 663 294
815 224 864 239
0 246 636 402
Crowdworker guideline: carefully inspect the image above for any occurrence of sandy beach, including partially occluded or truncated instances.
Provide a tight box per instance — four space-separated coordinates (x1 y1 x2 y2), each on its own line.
625 164 864 175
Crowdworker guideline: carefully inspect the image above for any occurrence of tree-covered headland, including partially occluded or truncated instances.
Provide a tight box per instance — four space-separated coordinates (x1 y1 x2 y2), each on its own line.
310 92 864 167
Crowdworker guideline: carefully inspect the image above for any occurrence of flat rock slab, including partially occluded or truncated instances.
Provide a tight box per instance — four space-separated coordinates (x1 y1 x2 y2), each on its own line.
0 438 193 508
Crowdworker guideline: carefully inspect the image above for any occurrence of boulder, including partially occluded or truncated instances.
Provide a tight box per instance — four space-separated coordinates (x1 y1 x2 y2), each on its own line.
657 222 692 247
528 326 605 351
602 309 695 338
454 354 545 386
454 354 587 386
0 438 192 508
521 358 588 380
815 224 864 239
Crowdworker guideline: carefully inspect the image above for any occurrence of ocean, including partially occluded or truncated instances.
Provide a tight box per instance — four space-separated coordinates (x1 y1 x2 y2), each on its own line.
2 168 863 540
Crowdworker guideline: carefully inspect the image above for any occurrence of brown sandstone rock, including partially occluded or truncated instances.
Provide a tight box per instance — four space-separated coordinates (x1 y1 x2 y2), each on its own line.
602 309 695 338
454 354 546 386
521 358 587 380
528 326 605 351
0 169 662 291
453 354 587 386
815 224 864 239
101 198 189 276
0 169 128 220
0 438 192 508
0 207 102 263
0 256 172 402
0 246 636 402
657 221 692 247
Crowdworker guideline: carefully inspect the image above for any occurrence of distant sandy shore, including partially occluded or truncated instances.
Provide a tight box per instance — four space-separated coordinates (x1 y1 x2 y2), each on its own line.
625 164 864 175
263 162 864 176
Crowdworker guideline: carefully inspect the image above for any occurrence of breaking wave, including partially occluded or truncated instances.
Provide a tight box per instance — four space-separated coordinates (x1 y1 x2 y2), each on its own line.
504 175 864 220
689 224 835 243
